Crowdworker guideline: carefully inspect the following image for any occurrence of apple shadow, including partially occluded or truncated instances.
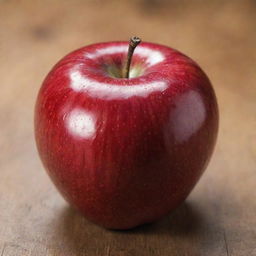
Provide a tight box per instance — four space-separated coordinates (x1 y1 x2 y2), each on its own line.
119 201 204 235
53 201 214 254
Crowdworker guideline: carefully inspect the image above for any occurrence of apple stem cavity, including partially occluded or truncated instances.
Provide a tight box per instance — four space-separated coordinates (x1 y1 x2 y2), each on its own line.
123 36 141 78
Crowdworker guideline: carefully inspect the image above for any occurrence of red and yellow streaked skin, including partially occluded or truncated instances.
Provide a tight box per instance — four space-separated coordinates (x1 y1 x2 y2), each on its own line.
35 41 218 229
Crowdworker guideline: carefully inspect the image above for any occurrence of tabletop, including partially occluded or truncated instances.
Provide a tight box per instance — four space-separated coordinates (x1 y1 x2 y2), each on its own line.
0 0 256 255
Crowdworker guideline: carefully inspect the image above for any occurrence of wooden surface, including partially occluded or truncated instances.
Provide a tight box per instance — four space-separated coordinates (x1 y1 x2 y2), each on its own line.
0 0 256 255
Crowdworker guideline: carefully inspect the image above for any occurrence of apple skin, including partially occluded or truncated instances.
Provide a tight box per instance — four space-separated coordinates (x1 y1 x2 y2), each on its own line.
35 41 218 229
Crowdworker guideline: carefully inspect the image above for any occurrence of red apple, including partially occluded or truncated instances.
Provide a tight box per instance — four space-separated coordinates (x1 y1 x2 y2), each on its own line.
35 38 218 229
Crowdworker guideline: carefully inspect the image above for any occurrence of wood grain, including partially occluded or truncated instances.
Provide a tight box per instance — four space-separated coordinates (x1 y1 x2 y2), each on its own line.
0 0 256 255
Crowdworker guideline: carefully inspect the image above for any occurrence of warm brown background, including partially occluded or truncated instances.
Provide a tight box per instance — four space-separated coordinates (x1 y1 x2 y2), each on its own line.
0 0 256 255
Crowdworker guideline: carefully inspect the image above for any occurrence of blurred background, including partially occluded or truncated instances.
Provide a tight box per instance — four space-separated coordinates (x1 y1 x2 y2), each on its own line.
0 0 255 255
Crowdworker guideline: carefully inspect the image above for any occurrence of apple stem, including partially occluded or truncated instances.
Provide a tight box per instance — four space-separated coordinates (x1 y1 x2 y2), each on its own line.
123 36 141 78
